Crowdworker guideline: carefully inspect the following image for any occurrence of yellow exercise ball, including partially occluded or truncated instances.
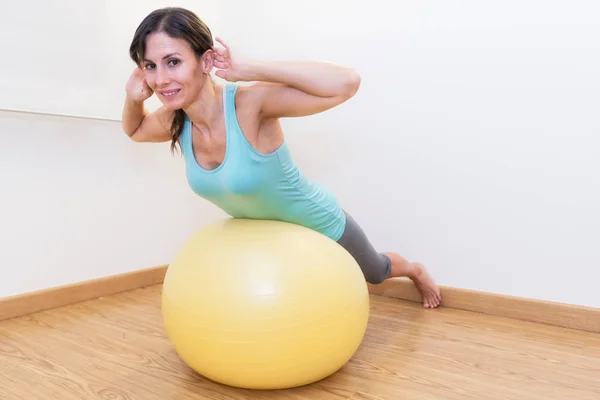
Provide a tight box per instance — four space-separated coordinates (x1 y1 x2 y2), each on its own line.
161 217 370 390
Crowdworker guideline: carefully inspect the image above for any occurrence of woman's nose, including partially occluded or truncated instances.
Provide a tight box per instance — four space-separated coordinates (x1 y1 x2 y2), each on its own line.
156 67 171 86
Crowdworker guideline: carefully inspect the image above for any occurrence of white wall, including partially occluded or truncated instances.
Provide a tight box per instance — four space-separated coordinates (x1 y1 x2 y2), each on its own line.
0 0 227 299
0 0 223 120
223 0 600 308
1 1 599 308
0 110 227 298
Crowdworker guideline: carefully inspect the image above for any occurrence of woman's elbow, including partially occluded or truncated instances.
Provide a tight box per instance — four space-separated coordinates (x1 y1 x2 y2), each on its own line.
343 69 361 99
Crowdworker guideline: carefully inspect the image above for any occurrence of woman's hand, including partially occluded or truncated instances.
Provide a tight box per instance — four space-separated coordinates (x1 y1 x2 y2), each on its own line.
125 67 153 103
212 37 244 82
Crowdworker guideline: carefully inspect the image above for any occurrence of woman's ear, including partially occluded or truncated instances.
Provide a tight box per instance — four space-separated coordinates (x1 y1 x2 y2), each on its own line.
201 49 214 74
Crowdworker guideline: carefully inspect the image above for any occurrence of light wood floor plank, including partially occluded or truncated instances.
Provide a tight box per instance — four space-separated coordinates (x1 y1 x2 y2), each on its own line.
1 285 598 400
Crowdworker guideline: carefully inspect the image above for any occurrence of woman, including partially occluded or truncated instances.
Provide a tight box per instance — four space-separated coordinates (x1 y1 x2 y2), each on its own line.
122 7 441 308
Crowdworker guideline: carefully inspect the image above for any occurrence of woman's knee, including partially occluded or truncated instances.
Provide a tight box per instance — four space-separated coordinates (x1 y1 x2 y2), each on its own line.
361 253 391 285
335 210 391 284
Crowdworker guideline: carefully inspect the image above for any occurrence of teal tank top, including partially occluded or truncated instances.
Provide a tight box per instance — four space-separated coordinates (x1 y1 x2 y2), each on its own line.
179 83 346 241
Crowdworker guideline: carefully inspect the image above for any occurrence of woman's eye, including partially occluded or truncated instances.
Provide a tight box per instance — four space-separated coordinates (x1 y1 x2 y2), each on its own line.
168 59 180 67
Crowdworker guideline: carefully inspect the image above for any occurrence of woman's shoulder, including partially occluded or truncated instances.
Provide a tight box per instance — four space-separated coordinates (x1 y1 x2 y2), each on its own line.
233 82 282 118
233 82 271 100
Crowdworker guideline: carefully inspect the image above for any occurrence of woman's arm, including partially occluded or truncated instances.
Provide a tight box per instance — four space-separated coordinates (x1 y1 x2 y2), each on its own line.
240 61 361 118
122 68 173 143
212 38 361 118
122 97 147 136
122 100 173 143
239 60 360 98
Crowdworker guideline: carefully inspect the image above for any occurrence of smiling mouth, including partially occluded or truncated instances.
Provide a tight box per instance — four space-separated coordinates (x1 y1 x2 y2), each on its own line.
161 89 180 97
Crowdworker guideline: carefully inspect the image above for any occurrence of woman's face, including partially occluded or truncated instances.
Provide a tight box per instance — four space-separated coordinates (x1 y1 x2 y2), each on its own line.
141 32 211 110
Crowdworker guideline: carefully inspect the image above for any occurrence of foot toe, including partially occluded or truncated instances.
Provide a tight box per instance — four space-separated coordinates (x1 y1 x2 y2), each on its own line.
428 294 440 308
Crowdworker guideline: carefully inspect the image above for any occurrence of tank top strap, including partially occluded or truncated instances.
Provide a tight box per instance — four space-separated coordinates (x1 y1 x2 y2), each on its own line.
222 82 250 152
223 82 239 125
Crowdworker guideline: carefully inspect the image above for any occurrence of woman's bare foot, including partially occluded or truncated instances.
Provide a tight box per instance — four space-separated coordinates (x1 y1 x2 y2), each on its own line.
410 262 441 308
384 252 442 308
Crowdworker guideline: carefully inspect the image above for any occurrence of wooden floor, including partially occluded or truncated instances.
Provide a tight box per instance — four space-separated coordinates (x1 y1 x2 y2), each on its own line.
1 285 599 400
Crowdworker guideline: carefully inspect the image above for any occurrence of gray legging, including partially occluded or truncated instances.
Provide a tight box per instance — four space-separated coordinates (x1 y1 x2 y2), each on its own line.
336 210 391 284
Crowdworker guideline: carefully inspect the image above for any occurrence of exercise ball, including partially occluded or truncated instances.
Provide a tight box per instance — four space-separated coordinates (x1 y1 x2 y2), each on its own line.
161 217 370 390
